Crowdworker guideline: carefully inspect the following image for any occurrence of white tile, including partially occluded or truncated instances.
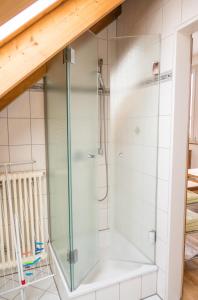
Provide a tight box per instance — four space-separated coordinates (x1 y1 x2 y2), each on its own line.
97 28 108 39
182 0 198 22
32 145 46 170
157 209 168 242
158 116 171 148
0 119 8 145
141 272 157 299
77 293 95 300
142 146 157 177
97 165 107 187
99 230 110 249
158 148 170 180
157 179 169 212
10 145 32 171
31 119 45 144
162 0 181 36
159 81 172 115
8 119 31 145
98 208 108 230
30 91 44 118
30 274 57 294
156 239 167 271
160 35 175 73
8 91 30 118
0 279 20 299
120 277 141 300
96 284 119 300
98 39 108 65
157 269 166 299
0 276 10 289
0 146 9 163
98 197 108 210
146 8 163 34
130 17 147 35
108 21 117 38
14 286 44 299
97 187 108 205
0 107 7 117
145 0 163 15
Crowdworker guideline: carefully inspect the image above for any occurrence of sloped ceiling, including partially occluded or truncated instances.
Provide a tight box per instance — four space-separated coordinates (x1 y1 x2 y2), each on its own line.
0 0 124 110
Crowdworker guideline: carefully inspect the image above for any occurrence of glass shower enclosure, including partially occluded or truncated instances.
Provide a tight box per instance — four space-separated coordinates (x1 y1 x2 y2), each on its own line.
45 31 160 291
45 31 99 291
109 35 160 264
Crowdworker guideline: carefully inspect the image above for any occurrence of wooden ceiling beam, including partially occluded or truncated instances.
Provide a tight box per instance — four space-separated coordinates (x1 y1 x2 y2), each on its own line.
0 0 124 104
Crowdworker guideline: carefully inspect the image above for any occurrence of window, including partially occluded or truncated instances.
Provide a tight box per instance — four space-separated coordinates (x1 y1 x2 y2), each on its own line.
0 0 60 45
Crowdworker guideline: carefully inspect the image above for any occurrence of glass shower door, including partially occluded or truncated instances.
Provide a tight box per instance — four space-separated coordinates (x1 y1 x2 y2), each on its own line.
45 52 72 289
109 35 160 264
67 31 99 289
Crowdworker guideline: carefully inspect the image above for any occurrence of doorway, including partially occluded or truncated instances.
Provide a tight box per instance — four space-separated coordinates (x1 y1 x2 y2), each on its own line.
183 32 198 300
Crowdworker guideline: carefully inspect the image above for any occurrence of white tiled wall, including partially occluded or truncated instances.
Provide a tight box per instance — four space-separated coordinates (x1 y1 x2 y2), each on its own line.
0 87 46 172
117 0 198 299
109 32 160 262
79 271 157 300
120 278 141 300
0 84 49 243
96 22 116 232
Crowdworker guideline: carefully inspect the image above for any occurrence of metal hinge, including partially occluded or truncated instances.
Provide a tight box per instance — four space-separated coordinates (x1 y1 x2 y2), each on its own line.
67 249 78 264
64 47 75 64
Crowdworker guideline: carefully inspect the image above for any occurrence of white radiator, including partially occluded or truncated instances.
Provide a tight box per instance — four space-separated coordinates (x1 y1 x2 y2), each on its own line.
0 171 46 269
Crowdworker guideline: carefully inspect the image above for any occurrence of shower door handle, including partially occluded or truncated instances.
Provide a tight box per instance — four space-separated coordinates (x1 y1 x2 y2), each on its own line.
87 153 95 159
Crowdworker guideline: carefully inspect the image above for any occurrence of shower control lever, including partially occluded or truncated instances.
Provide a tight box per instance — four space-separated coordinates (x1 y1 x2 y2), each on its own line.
87 153 95 159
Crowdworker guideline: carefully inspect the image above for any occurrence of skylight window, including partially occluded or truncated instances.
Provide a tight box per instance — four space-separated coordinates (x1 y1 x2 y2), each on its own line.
0 0 59 44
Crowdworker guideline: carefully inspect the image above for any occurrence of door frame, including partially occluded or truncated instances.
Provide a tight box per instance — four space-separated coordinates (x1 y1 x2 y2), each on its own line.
166 17 198 300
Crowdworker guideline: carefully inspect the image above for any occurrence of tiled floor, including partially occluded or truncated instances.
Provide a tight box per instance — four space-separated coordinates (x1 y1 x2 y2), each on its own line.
0 266 60 300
